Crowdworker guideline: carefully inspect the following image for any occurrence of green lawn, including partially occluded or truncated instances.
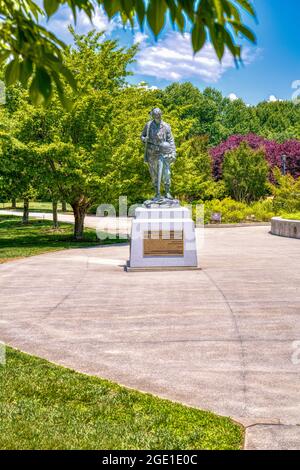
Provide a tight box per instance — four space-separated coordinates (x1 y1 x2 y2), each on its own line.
280 212 300 221
0 200 72 213
0 215 123 262
0 347 243 450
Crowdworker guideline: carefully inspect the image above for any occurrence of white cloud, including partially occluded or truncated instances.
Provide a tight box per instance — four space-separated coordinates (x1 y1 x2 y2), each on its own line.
268 94 284 103
45 8 73 36
46 5 119 41
137 82 158 91
228 92 238 101
268 94 284 102
268 94 278 102
77 8 119 33
134 32 255 83
134 32 149 45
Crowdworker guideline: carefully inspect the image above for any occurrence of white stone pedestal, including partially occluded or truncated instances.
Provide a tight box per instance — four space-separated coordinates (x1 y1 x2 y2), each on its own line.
127 206 199 270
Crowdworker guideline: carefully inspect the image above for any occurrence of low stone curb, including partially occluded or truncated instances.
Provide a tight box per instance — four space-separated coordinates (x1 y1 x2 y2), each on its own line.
205 222 271 228
271 217 300 239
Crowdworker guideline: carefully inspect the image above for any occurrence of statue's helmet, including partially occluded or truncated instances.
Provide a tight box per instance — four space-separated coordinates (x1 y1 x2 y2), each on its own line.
151 107 162 120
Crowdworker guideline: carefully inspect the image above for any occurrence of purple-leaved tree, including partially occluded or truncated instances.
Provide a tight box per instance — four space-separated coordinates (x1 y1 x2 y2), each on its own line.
211 134 300 181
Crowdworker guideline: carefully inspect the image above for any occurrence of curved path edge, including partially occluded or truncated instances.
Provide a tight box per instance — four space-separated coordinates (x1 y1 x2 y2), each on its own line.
1 214 300 449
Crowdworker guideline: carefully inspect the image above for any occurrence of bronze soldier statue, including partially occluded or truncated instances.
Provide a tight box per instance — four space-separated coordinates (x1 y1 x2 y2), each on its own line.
141 108 177 205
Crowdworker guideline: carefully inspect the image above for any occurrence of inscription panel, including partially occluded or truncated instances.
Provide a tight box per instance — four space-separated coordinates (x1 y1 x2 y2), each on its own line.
143 230 184 257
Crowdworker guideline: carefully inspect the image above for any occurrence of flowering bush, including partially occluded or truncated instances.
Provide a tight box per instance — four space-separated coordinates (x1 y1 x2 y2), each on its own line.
211 134 300 180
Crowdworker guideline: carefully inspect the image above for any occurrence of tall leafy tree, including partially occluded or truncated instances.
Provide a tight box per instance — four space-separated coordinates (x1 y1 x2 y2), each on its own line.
0 1 257 105
255 101 300 141
172 135 215 202
6 30 138 240
161 83 219 138
221 99 259 135
0 132 39 223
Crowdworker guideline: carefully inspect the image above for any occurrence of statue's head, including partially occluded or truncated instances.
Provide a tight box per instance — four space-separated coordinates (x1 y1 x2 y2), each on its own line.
151 107 162 124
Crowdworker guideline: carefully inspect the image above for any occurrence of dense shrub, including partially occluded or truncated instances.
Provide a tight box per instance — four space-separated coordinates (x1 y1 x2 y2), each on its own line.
250 199 275 221
222 143 269 203
200 185 300 224
211 133 300 180
200 180 228 201
204 198 252 224
202 197 275 224
271 169 300 213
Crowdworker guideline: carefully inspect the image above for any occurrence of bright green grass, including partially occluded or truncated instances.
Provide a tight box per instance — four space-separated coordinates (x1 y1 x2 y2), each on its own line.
0 215 123 262
0 200 72 213
280 212 300 221
0 347 243 450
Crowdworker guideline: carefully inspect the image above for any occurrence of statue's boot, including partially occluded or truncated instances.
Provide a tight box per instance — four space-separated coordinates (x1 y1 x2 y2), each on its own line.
165 185 173 200
153 193 162 202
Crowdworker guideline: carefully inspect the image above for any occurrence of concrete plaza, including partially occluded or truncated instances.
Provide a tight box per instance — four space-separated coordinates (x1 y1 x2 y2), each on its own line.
1 213 300 449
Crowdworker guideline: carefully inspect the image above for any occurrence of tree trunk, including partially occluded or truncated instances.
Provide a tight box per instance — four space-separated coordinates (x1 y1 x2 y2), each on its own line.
71 201 87 241
61 200 67 212
22 198 29 224
52 200 58 229
11 199 16 209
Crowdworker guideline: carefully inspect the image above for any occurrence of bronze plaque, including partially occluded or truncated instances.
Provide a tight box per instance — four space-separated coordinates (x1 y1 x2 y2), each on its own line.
143 230 184 257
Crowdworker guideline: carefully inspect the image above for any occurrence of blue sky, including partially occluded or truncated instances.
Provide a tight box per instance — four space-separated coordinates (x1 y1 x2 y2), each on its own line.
44 0 300 105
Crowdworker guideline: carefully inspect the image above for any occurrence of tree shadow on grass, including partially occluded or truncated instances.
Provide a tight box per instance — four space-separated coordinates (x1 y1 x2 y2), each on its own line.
0 217 126 259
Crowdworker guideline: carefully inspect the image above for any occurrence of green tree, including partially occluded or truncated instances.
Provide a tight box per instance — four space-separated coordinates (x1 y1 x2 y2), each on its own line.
173 136 213 201
7 30 138 240
92 86 158 209
0 1 256 105
202 87 231 144
203 87 225 111
255 101 300 141
280 124 300 142
0 133 38 223
222 142 269 203
0 107 13 203
7 87 66 226
221 99 259 135
161 83 219 139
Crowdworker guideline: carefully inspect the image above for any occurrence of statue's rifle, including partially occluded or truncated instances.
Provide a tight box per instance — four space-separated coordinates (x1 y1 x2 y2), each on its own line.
144 120 151 163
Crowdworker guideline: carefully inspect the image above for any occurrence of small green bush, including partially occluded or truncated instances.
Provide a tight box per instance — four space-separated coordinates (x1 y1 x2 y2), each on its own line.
203 198 250 224
222 142 269 203
250 198 275 222
202 197 275 224
271 169 300 213
201 180 228 201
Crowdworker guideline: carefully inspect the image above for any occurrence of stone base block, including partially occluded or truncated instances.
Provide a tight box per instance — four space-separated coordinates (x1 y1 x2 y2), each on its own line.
128 206 198 269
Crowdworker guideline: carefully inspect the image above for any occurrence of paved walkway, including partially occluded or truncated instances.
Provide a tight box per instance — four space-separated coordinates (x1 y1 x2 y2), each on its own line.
1 211 300 449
